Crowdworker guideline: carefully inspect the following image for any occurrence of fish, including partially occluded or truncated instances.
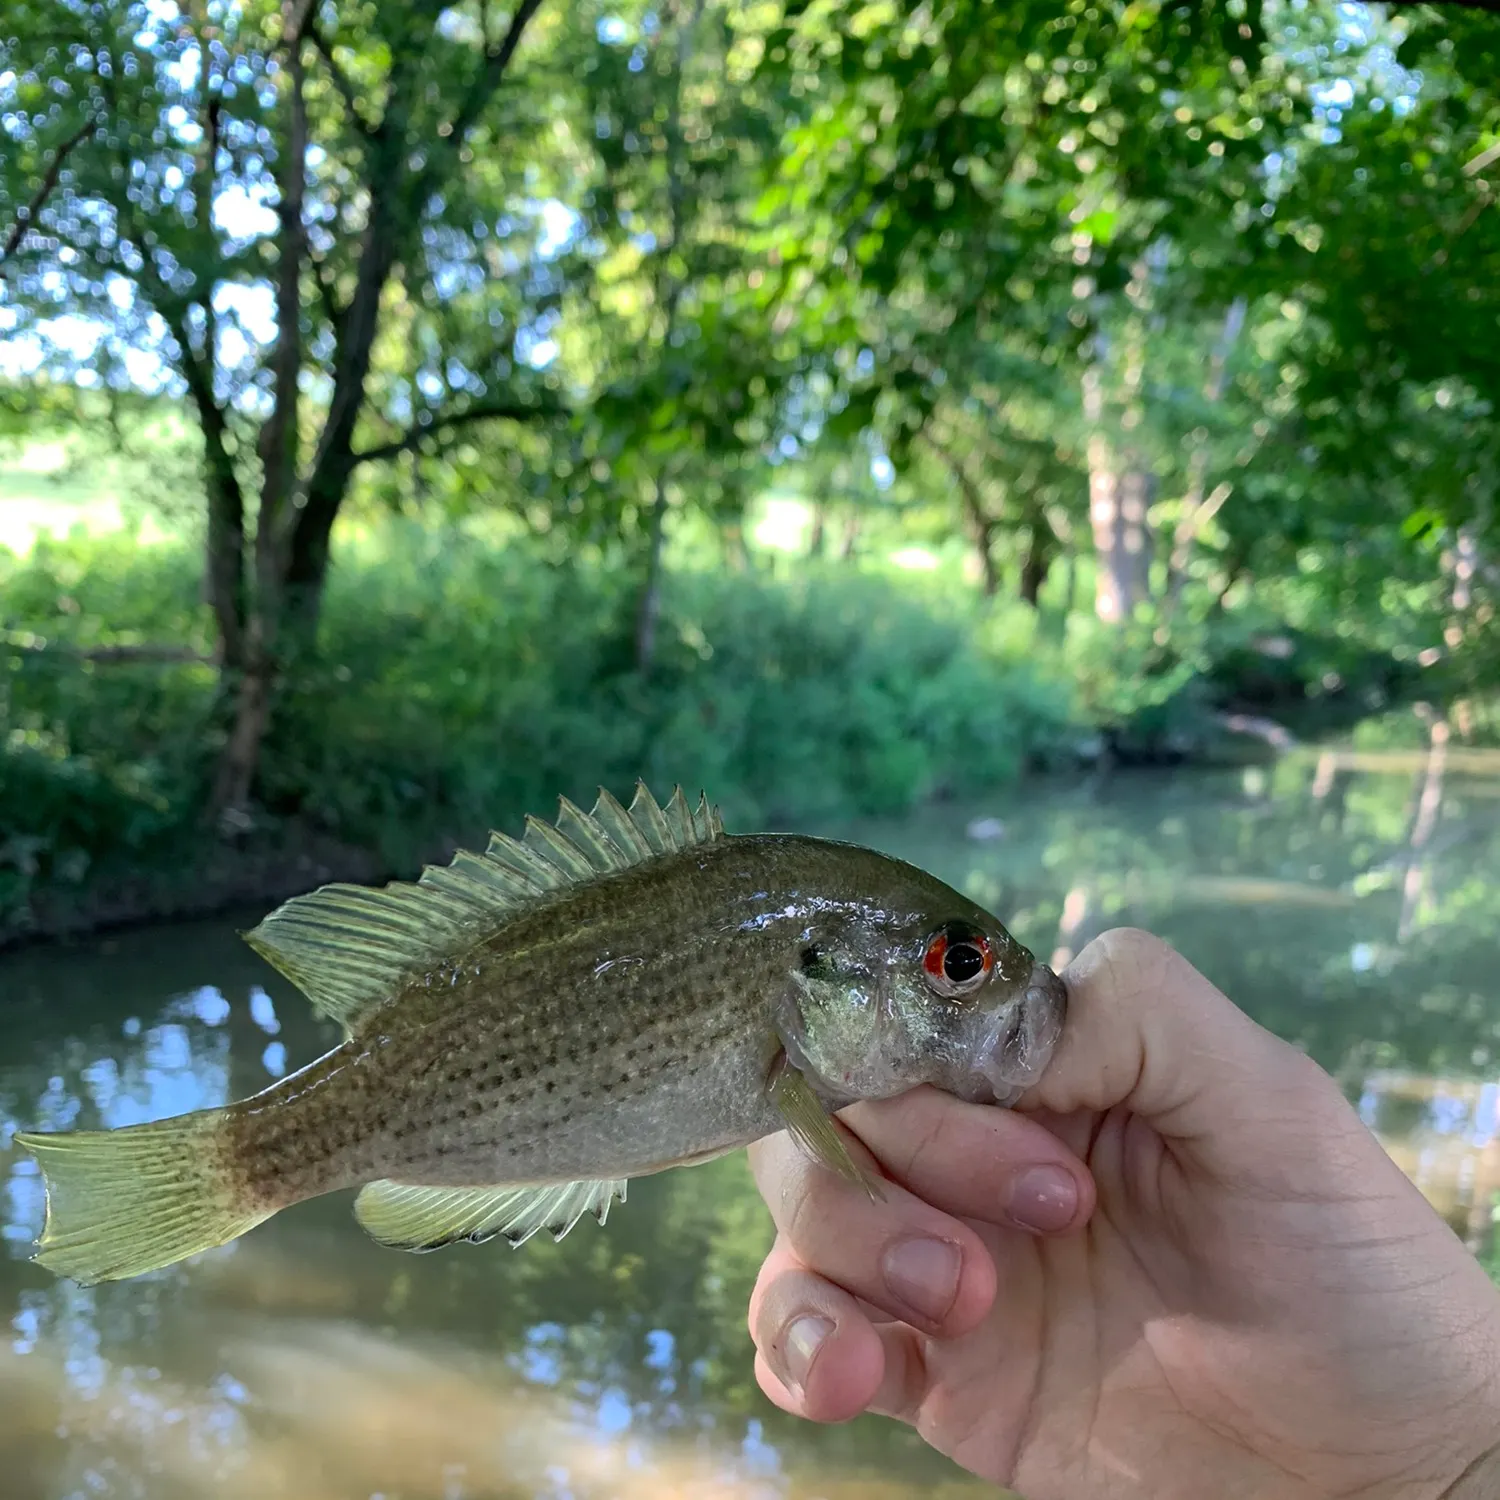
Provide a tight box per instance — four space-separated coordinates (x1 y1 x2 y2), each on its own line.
13 782 1068 1286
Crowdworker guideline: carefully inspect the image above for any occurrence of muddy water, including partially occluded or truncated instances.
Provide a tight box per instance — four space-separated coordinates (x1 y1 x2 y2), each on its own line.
3 750 1499 1498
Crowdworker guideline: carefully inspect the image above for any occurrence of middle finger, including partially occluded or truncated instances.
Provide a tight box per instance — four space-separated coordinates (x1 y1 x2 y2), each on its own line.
749 1127 998 1338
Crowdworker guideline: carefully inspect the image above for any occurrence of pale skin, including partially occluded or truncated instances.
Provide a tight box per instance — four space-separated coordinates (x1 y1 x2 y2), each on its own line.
746 928 1500 1500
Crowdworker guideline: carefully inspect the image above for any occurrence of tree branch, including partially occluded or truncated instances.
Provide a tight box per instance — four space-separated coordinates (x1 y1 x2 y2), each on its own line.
0 116 98 265
349 398 562 467
310 252 346 338
162 305 249 668
923 431 1001 596
255 0 311 591
3 634 215 666
289 1 545 612
193 0 222 365
440 0 545 158
305 18 376 136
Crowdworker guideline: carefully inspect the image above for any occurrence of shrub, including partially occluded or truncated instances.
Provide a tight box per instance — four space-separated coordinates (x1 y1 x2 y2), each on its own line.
1 524 1079 920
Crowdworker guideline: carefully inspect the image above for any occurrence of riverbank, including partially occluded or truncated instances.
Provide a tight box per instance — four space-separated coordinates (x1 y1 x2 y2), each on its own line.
0 743 1265 953
1 820 389 953
0 523 1440 951
1 524 1068 946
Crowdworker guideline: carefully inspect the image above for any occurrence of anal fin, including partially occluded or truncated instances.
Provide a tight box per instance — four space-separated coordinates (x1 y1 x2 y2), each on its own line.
767 1051 885 1202
353 1177 628 1252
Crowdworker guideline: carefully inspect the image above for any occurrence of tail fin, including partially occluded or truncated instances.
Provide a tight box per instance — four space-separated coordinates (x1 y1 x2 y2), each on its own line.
13 1112 275 1285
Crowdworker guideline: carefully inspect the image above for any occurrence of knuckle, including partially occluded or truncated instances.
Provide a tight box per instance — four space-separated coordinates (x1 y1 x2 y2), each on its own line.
896 1101 956 1188
1077 926 1184 1002
782 1166 823 1248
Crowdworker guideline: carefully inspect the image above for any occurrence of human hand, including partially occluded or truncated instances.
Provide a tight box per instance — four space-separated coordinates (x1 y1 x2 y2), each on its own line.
746 928 1500 1500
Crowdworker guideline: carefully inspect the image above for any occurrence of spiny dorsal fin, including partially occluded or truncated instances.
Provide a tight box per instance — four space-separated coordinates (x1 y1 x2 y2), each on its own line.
242 782 724 1033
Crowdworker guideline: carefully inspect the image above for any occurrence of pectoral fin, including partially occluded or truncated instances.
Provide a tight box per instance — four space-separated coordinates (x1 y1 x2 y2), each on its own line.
354 1178 628 1251
766 1052 885 1201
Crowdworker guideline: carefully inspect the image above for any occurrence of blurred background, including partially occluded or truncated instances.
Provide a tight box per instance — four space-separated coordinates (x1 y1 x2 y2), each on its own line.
3 1 1500 1496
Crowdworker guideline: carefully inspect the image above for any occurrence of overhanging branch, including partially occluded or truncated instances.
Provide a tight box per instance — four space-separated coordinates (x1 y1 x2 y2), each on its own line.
305 19 376 136
0 116 98 265
439 0 545 160
310 253 346 337
349 397 563 467
3 633 215 666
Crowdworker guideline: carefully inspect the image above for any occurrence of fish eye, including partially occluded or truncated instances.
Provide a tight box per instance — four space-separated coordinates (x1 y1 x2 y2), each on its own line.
944 942 986 984
922 921 994 998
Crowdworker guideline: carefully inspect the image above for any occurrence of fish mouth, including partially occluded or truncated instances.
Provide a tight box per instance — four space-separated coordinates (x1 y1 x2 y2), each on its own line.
974 959 1068 1106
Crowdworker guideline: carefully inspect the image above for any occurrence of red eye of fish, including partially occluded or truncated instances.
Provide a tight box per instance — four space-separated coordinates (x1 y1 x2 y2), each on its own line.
922 923 994 997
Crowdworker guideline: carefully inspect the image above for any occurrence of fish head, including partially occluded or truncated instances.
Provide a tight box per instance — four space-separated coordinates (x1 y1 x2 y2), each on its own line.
779 857 1067 1110
878 911 1067 1108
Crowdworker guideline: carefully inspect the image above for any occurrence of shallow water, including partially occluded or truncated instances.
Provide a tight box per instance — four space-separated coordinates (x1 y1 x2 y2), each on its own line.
3 749 1499 1498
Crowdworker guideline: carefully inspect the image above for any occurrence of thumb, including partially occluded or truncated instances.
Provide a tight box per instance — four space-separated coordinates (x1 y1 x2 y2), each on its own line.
1024 927 1362 1187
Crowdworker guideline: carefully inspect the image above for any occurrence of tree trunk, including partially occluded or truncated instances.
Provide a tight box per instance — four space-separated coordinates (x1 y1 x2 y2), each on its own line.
286 217 399 629
1166 297 1246 606
1088 442 1154 623
929 437 1000 596
202 426 247 670
1020 511 1053 607
840 511 861 560
282 455 356 626
808 502 826 558
1057 545 1076 619
211 653 275 825
213 5 311 818
635 478 668 673
171 329 247 670
1084 256 1158 625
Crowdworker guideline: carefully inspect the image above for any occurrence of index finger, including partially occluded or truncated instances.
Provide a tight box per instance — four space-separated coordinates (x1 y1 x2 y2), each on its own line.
831 1086 1096 1233
751 1085 1095 1242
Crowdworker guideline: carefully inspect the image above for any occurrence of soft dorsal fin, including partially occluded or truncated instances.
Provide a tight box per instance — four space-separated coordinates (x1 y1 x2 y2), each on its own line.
242 782 723 1033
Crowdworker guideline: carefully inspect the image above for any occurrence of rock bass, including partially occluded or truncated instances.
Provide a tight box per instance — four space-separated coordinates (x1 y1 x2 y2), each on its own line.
15 783 1067 1286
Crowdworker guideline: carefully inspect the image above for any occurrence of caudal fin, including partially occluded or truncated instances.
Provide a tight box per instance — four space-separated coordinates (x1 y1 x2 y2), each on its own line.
13 1112 274 1285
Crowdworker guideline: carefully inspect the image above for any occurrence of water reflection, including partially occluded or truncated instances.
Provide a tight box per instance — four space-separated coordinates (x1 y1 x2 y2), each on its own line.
0 1316 846 1499
1362 1072 1500 1250
1 750 1499 1498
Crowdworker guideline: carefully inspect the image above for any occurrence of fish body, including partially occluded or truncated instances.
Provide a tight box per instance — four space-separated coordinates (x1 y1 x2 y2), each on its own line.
15 785 1067 1285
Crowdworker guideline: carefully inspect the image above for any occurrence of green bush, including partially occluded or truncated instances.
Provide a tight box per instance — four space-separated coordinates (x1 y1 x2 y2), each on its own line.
1 524 1081 919
1 534 217 913
265 524 1079 846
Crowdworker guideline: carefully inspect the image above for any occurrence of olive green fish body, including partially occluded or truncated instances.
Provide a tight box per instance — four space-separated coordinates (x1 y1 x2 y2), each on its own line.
15 789 1067 1285
230 834 1003 1195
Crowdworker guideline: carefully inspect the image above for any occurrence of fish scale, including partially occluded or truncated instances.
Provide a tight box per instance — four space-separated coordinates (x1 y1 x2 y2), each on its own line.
14 783 1067 1285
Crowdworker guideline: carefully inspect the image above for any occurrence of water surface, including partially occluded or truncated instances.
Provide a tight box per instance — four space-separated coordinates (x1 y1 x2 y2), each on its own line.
3 750 1499 1498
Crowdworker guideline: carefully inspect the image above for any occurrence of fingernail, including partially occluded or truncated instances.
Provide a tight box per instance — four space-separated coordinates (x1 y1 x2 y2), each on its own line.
781 1315 832 1397
882 1236 961 1325
1006 1165 1079 1234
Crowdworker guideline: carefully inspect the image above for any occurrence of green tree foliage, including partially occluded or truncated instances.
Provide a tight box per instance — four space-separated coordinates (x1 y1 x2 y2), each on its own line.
1 0 570 812
3 0 1500 918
